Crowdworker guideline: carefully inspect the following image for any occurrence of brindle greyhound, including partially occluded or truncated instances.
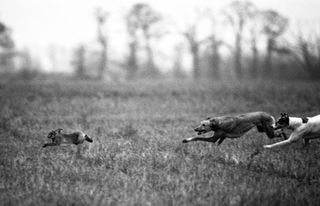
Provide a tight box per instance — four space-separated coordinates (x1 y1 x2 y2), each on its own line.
182 111 286 145
43 128 93 148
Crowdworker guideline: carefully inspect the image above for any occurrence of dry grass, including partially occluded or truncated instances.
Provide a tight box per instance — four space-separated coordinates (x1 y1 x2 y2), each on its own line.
1 79 320 205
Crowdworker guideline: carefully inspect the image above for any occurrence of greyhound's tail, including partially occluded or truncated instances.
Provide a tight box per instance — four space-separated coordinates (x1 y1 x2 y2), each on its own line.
85 134 93 143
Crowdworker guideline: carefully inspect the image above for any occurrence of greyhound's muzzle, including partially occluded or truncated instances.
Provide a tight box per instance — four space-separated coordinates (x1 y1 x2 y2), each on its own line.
194 128 207 135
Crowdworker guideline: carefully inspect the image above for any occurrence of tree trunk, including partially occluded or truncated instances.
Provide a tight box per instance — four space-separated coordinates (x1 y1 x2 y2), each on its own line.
264 38 274 77
145 33 159 77
97 26 108 80
76 45 86 78
250 35 259 78
234 31 242 79
127 39 138 80
211 43 221 79
191 43 200 79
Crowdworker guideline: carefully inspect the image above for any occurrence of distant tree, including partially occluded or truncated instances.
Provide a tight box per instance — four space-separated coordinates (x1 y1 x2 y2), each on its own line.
0 22 5 33
224 0 256 79
72 45 87 78
191 12 225 79
0 22 14 49
0 21 15 72
246 7 262 78
261 10 288 76
94 8 109 80
127 3 162 78
207 36 224 79
182 24 202 79
179 9 212 79
290 32 320 79
126 6 140 79
172 43 187 79
18 48 41 80
205 16 224 79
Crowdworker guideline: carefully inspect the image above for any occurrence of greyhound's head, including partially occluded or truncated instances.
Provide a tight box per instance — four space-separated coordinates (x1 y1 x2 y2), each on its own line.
275 113 289 129
194 117 219 135
47 128 63 139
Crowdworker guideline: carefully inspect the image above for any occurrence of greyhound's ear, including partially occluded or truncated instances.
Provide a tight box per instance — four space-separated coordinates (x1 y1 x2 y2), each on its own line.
56 128 63 133
209 118 220 130
206 117 211 120
209 118 219 125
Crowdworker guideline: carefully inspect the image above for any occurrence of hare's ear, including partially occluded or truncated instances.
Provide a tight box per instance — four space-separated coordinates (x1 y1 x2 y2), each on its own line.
56 128 63 133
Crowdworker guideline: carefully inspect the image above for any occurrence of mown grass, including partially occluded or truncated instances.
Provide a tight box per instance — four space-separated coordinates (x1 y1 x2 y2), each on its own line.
1 79 320 205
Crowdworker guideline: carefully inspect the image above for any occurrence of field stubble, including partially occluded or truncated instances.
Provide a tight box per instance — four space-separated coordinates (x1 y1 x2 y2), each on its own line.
0 80 320 205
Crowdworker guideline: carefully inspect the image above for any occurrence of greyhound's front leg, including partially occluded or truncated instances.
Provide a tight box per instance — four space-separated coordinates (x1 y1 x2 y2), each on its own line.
43 142 59 148
264 132 301 149
182 134 220 144
273 129 287 139
217 136 226 145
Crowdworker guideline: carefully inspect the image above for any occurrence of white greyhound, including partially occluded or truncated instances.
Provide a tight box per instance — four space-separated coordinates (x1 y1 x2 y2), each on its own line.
264 113 320 149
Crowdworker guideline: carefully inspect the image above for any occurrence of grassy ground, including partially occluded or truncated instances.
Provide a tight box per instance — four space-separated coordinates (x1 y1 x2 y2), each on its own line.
1 79 320 205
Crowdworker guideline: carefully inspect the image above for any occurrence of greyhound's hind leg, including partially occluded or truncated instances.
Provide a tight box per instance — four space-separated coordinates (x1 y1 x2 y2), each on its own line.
217 136 226 145
256 125 264 133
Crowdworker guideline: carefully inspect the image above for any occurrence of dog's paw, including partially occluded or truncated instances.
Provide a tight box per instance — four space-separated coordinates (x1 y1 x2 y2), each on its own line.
182 137 193 143
263 145 271 149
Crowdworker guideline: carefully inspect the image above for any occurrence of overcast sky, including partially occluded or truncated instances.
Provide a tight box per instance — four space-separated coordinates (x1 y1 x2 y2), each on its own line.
0 0 320 71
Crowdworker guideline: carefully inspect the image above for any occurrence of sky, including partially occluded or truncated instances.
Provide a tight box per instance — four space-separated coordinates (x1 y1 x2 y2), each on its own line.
0 0 320 72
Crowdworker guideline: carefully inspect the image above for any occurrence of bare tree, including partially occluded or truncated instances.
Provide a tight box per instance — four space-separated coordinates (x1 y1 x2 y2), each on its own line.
224 0 256 79
261 10 288 76
172 43 186 79
202 34 224 79
290 32 320 79
126 13 139 79
0 23 13 49
246 7 262 78
72 45 86 78
95 8 109 80
126 3 161 78
178 9 213 79
183 24 202 78
0 21 15 71
205 16 224 79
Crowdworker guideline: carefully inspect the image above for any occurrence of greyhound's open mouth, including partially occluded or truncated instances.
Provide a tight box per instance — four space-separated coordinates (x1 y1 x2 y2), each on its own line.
196 130 212 135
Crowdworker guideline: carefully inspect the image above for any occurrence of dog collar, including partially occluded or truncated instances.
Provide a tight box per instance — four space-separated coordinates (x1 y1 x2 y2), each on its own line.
301 117 308 123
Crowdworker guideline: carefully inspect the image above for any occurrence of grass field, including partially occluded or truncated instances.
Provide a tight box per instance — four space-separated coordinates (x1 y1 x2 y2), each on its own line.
1 79 320 205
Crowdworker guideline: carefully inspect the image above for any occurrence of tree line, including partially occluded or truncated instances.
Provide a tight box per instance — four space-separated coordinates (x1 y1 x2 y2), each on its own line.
1 1 320 80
